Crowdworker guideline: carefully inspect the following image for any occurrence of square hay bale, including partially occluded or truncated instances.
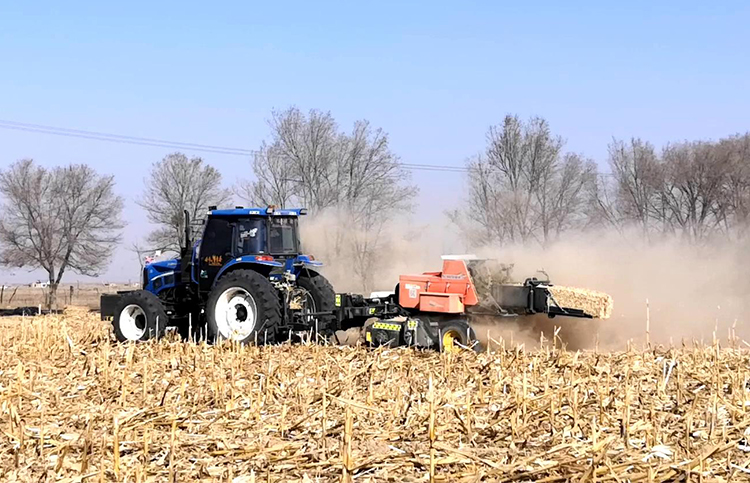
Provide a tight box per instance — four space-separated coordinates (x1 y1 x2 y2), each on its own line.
547 285 613 319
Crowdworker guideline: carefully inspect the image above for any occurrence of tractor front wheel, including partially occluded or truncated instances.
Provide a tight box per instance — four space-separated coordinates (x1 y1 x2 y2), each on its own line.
206 270 281 345
112 290 168 342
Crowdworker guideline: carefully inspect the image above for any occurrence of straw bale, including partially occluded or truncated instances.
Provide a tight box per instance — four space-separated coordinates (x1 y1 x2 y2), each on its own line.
548 284 613 319
0 311 744 481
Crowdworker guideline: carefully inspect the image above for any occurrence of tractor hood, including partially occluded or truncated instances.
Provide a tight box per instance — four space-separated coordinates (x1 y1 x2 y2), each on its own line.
148 259 179 271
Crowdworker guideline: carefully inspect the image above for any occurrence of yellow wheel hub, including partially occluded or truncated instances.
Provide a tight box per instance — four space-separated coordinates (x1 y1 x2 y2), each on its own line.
442 329 463 353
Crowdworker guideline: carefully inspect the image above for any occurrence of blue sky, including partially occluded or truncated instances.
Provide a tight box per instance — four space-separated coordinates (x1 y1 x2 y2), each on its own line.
1 1 748 282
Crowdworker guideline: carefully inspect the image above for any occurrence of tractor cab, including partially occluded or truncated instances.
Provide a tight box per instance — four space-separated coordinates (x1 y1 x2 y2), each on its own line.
191 206 320 294
199 206 305 257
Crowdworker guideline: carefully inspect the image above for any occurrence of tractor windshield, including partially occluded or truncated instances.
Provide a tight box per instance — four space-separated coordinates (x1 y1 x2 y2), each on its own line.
269 217 298 255
232 216 299 256
235 218 266 255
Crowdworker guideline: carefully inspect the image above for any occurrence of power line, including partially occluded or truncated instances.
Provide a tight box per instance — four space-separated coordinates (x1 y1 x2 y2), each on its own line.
0 119 470 173
0 120 257 156
402 163 467 173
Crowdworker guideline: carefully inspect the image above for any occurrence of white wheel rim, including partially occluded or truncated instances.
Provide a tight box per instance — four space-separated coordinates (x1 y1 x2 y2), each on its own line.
215 287 257 341
120 304 147 340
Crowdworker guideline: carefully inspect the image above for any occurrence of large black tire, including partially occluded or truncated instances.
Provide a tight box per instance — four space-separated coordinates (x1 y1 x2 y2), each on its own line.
206 270 281 345
296 271 336 338
112 290 168 342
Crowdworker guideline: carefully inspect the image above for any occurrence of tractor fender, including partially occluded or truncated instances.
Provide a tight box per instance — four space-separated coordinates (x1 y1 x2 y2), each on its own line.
213 257 283 287
284 255 323 273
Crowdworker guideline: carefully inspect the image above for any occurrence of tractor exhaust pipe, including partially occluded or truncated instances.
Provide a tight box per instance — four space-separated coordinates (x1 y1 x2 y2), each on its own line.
182 209 191 256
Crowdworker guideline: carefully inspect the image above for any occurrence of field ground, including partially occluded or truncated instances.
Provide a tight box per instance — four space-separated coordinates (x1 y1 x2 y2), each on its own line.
0 285 124 309
1 309 750 482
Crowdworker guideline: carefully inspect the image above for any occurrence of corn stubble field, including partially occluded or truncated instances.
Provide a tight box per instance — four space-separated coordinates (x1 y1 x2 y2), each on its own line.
1 309 750 482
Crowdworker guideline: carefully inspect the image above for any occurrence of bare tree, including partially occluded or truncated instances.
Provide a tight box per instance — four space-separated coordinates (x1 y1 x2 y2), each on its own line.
588 172 624 231
242 107 416 291
717 134 750 237
236 142 296 207
0 159 124 308
139 153 231 253
660 141 729 240
463 115 595 246
486 115 557 242
607 138 664 236
463 154 509 244
542 153 597 238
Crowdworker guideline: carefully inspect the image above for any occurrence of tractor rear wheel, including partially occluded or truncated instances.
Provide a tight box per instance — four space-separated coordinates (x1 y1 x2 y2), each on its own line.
112 290 168 342
206 270 281 345
297 271 336 340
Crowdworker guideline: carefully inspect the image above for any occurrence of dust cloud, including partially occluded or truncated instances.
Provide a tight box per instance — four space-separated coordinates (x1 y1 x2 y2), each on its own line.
299 209 456 293
474 230 750 350
301 212 750 351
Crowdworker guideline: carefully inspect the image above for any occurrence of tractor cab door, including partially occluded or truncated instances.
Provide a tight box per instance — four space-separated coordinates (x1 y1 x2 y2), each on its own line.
198 217 235 293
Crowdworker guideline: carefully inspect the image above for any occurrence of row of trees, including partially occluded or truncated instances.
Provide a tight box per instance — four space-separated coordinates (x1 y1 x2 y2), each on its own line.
462 114 750 246
2 108 748 304
596 135 750 241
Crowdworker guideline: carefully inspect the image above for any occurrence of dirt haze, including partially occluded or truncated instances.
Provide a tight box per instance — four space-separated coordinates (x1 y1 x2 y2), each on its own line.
301 213 750 351
475 229 750 349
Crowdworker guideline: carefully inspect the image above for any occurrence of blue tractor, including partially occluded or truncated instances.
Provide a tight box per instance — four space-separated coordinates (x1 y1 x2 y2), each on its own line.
101 206 336 344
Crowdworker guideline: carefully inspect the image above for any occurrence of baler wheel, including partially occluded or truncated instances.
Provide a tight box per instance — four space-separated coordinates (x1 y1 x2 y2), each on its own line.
442 329 463 353
438 320 481 353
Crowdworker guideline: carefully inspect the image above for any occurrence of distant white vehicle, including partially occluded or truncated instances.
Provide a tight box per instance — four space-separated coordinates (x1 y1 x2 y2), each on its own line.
31 281 49 288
